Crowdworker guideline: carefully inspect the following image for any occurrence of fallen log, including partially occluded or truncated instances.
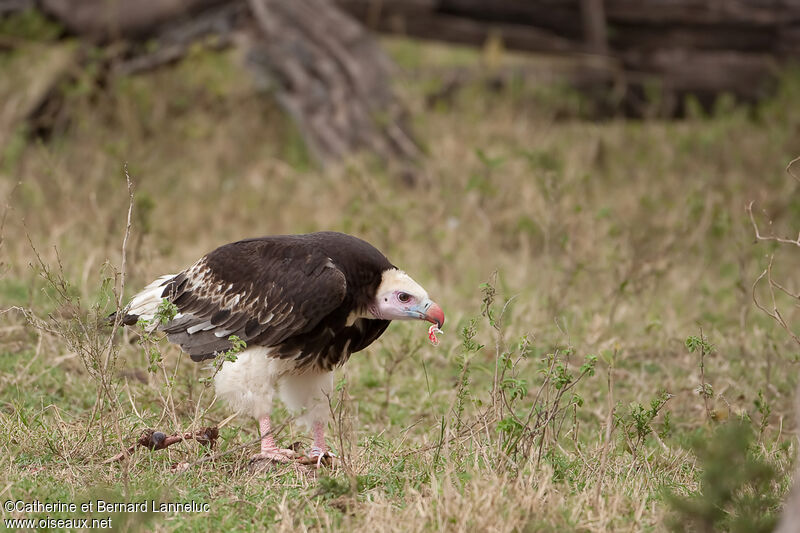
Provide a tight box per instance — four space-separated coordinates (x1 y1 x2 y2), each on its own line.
348 0 800 31
1 0 423 173
335 0 796 111
2 0 799 141
39 0 229 41
246 0 420 166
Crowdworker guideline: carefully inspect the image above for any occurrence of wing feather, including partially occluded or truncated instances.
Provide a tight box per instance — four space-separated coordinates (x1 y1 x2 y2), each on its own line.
159 239 347 361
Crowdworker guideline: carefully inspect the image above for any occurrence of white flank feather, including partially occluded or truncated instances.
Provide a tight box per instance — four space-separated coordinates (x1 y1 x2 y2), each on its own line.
213 346 333 428
126 274 175 329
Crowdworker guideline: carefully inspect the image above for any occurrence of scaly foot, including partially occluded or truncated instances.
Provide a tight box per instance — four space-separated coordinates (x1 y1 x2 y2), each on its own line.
296 446 335 467
249 448 298 464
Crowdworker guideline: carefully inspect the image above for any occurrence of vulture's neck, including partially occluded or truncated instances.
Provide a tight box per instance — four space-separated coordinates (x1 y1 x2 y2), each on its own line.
347 304 381 326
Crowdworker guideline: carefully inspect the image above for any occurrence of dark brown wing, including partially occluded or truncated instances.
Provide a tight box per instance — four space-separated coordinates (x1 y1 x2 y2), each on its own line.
159 238 347 361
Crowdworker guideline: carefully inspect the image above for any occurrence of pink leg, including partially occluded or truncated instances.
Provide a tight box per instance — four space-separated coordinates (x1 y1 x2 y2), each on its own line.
307 420 337 467
259 415 277 454
252 415 296 463
309 420 327 458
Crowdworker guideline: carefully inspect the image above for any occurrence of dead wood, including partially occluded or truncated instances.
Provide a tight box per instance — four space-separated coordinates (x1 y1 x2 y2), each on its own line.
336 0 800 109
39 0 230 41
102 426 219 464
2 0 422 172
245 0 420 168
4 0 800 153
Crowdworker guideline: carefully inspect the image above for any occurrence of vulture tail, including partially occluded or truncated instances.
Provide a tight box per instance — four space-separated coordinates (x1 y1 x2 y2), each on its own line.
109 274 176 331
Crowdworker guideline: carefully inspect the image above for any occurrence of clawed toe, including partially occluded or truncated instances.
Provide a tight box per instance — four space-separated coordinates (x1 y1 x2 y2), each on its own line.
250 448 297 464
297 449 335 467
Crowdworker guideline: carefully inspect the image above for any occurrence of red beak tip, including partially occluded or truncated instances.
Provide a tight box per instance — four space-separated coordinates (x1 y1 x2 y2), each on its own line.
427 302 445 328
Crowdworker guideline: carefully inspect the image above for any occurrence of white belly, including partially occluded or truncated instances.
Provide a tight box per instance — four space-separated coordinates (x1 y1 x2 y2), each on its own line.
213 346 334 428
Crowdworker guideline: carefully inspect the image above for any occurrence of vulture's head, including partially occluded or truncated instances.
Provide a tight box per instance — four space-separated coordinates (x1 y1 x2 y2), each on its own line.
369 269 445 328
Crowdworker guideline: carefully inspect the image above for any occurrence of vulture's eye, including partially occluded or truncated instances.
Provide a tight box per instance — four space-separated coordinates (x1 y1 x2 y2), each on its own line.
398 292 411 303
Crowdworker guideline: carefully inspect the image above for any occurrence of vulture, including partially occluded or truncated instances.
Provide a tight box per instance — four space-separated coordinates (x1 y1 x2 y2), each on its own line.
121 232 444 464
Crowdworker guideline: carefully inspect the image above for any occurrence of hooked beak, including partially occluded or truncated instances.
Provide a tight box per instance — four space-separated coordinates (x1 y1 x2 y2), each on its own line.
408 298 445 328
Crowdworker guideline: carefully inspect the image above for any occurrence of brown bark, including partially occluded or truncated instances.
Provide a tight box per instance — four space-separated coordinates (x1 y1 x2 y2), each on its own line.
245 0 420 167
335 0 796 108
40 0 228 41
581 0 608 54
336 0 800 57
2 0 422 170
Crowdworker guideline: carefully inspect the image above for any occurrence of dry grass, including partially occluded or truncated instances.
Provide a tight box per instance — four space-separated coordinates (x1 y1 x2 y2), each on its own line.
1 36 800 531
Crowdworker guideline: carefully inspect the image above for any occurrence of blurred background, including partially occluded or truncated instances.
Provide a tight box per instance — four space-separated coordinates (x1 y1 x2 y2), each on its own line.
2 1 800 531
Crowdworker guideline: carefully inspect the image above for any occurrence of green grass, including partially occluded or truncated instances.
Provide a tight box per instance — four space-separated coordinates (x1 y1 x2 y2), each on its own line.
1 40 800 531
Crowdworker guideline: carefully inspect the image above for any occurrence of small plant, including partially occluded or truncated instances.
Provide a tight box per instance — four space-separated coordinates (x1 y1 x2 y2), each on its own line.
500 344 598 463
667 421 783 533
452 276 601 471
501 375 528 402
479 277 498 328
686 330 715 421
616 390 672 457
198 335 246 386
133 298 243 382
136 299 179 373
753 390 772 440
153 299 179 325
452 318 482 433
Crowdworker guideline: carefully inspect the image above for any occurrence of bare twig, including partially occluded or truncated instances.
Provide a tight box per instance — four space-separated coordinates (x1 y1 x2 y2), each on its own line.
749 157 800 532
787 156 800 183
103 164 134 371
593 360 615 505
102 426 219 464
747 176 800 346
747 201 800 248
752 255 800 346
698 327 712 421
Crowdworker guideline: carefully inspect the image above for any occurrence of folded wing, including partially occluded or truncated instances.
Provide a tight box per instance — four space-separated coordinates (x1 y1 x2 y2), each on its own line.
157 239 347 361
